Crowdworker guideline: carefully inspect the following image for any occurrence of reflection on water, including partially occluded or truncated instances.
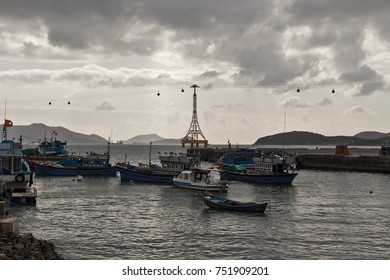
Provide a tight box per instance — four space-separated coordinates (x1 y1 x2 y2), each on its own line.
11 145 390 259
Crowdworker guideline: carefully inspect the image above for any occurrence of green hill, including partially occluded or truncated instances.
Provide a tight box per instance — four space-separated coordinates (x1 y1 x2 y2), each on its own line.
254 131 363 146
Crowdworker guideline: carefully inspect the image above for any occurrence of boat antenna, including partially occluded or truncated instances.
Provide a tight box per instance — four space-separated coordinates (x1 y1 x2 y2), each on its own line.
2 99 7 141
283 110 286 158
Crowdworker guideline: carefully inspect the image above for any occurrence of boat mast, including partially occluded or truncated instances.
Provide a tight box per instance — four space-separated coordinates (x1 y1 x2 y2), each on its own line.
107 137 111 162
149 141 152 166
282 110 287 172
282 110 286 155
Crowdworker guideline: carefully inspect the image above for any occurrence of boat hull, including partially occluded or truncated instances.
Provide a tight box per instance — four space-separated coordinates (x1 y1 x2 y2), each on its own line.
219 170 297 184
200 192 268 212
34 163 117 176
173 180 227 192
116 166 175 183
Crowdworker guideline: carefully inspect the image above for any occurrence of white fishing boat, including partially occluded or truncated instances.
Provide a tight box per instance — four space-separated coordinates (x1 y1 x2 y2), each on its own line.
173 168 228 192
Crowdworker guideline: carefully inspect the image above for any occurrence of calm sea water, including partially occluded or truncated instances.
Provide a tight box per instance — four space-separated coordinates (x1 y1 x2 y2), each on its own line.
12 144 390 260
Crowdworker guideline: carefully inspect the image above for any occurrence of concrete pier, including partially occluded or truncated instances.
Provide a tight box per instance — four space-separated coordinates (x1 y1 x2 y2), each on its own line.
0 201 19 234
0 217 19 234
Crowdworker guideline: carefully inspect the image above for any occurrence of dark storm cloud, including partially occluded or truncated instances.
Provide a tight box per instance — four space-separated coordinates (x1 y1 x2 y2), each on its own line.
0 0 139 50
1 0 390 94
338 65 385 96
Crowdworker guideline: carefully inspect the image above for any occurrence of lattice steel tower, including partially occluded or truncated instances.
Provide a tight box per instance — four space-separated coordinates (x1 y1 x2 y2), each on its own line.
181 84 208 148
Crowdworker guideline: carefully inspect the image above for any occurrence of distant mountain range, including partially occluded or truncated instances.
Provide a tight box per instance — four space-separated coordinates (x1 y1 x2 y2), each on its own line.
253 131 390 146
8 123 107 144
122 134 181 145
6 124 390 146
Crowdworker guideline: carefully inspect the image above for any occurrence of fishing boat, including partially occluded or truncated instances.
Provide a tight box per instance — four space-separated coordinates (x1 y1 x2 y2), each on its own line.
37 131 68 156
173 169 228 192
116 165 175 183
216 148 263 169
116 143 198 183
0 119 37 205
200 191 268 213
34 142 116 176
219 156 298 184
34 153 116 176
159 153 200 172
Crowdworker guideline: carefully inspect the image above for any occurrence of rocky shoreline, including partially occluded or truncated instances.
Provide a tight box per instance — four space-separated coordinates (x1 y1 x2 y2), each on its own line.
0 232 63 260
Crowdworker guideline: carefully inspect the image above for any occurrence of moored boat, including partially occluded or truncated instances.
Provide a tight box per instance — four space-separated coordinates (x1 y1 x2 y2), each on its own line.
34 144 116 176
34 162 117 176
159 153 200 172
38 131 68 156
116 144 198 183
116 165 175 183
0 119 37 206
216 148 262 169
173 169 228 192
219 156 298 184
200 191 268 213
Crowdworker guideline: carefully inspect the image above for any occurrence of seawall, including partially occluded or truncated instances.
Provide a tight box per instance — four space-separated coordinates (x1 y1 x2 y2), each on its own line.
296 154 390 173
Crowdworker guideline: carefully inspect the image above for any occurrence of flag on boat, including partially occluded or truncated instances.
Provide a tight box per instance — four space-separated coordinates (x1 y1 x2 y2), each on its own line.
4 119 13 127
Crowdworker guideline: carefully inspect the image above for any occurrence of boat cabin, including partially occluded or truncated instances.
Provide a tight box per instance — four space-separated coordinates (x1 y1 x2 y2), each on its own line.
253 156 296 174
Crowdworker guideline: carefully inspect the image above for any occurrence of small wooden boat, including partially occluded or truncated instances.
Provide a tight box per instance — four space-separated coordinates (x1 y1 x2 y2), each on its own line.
200 191 268 213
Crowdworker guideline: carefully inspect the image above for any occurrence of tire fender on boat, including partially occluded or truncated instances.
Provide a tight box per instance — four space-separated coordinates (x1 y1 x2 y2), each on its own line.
15 174 25 183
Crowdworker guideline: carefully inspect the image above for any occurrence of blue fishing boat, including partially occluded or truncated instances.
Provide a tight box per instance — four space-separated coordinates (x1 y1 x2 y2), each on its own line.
116 143 198 183
0 119 37 206
38 131 68 156
116 165 175 183
200 191 268 213
34 162 116 176
219 156 298 184
34 143 116 176
216 148 263 169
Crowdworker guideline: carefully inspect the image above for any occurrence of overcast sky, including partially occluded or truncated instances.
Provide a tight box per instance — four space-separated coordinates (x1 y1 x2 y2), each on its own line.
1 0 389 144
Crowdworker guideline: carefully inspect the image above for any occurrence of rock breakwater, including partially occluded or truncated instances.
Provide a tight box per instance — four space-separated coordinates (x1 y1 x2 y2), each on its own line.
0 232 63 260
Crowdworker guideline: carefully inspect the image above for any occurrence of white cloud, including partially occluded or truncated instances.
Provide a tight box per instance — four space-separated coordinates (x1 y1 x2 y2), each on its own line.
95 101 115 111
344 105 376 115
278 96 332 108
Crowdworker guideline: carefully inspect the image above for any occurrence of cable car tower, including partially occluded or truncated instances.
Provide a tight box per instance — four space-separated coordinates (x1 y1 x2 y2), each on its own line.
181 84 208 148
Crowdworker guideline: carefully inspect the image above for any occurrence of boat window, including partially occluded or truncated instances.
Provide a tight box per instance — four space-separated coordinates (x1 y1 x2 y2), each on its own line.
183 173 189 180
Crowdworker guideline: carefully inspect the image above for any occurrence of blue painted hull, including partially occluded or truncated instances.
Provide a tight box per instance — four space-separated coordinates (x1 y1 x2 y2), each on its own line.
34 163 117 176
116 166 175 183
219 170 297 184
